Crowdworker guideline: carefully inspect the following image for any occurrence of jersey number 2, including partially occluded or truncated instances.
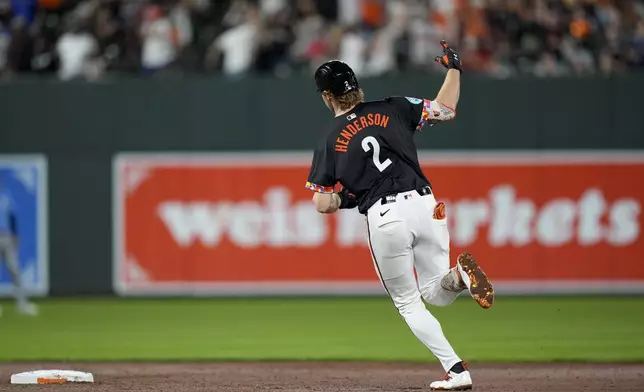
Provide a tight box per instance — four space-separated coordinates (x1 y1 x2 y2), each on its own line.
362 136 392 172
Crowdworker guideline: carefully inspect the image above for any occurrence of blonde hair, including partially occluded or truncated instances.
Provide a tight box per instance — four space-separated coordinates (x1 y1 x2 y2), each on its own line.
331 89 365 111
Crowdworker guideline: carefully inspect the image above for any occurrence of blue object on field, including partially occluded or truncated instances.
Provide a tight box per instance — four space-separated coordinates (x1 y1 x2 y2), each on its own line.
0 156 48 296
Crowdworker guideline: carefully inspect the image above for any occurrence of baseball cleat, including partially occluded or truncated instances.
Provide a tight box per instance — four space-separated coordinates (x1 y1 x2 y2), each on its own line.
457 252 494 309
430 369 473 391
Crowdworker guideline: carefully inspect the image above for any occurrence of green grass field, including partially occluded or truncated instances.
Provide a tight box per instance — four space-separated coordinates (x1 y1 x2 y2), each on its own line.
1 297 643 363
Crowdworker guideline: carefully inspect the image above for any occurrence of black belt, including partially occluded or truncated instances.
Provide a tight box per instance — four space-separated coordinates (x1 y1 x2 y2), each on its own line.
381 186 432 205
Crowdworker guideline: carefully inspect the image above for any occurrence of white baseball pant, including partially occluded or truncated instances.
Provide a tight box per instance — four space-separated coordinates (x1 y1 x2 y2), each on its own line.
366 189 462 371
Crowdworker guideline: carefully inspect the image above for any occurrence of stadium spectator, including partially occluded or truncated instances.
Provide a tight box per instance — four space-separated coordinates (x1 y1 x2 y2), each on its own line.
204 0 261 75
0 21 8 74
254 2 293 75
290 0 326 69
5 16 32 75
140 4 177 74
56 17 100 80
337 24 367 76
632 19 644 66
534 50 568 77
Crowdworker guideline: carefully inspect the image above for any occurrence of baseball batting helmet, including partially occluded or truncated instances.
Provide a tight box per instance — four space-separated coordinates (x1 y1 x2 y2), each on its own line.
314 60 359 97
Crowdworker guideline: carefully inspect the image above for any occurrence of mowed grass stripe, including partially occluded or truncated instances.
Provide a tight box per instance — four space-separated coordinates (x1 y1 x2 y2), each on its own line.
1 297 643 362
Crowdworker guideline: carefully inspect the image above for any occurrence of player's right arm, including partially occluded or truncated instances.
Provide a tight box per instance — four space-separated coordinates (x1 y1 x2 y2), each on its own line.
306 139 358 213
306 140 340 214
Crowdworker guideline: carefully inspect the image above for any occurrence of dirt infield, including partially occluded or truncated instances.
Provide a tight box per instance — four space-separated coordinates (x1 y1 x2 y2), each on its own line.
1 363 643 391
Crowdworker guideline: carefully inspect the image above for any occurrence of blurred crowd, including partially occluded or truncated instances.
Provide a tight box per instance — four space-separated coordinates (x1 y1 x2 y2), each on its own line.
1 0 643 81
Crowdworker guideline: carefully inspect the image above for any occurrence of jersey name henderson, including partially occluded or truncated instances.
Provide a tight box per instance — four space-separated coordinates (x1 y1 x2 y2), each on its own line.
334 113 391 152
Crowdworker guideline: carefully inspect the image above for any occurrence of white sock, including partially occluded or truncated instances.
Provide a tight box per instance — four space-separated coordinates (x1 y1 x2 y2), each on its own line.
440 268 465 292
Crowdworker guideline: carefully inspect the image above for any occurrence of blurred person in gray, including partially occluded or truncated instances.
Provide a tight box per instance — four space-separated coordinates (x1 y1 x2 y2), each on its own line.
290 0 325 70
338 24 367 75
140 4 177 75
205 0 260 76
0 178 38 317
56 12 101 81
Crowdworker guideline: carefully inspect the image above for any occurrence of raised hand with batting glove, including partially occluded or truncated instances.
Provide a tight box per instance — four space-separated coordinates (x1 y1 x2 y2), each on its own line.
434 40 462 73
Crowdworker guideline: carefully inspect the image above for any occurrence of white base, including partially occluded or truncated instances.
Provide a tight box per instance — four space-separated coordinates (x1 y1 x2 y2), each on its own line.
11 370 94 384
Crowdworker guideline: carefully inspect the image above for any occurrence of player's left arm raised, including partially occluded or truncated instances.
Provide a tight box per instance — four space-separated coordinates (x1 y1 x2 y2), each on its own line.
432 40 462 120
385 41 461 133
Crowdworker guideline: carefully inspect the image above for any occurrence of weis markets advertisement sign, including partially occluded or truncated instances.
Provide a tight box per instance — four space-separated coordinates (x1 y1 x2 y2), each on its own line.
113 152 644 296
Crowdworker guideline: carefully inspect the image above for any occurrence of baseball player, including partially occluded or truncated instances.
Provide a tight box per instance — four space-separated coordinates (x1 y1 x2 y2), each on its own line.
0 178 38 317
305 41 494 391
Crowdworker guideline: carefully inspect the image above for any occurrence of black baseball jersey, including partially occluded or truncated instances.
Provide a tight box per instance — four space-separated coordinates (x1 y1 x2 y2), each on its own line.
306 96 434 214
